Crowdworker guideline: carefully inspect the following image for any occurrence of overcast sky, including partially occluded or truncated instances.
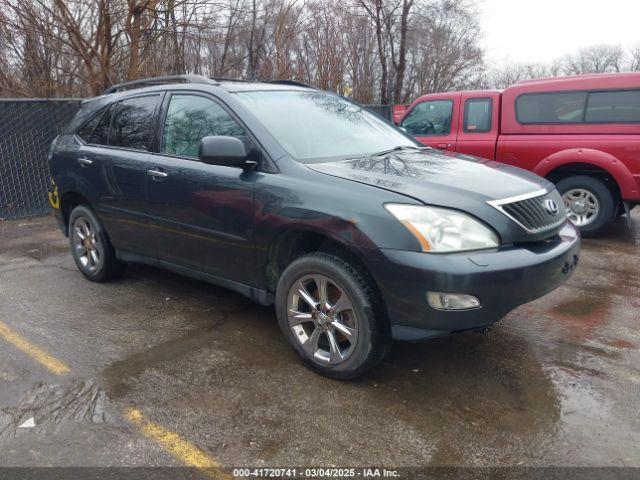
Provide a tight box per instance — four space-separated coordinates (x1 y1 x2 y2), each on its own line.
480 0 640 65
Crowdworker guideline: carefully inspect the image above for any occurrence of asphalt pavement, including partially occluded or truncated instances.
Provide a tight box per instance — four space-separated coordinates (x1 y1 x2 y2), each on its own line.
0 212 639 476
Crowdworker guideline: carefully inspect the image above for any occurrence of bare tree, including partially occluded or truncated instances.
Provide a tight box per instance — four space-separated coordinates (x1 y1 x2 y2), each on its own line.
629 44 640 71
356 0 390 103
407 0 483 96
0 0 539 103
486 60 564 89
564 44 625 75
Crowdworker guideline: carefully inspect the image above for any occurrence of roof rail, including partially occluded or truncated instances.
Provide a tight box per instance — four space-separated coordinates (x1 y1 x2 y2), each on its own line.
103 74 216 95
268 79 315 89
210 77 250 83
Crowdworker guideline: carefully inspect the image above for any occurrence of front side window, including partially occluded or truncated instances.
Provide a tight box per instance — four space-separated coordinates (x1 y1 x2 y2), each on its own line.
464 98 492 133
516 92 587 124
234 91 416 161
161 94 246 158
585 90 640 122
400 100 453 136
109 95 159 151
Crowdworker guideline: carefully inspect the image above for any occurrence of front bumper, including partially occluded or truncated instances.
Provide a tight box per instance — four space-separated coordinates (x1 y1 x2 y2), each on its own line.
368 222 581 340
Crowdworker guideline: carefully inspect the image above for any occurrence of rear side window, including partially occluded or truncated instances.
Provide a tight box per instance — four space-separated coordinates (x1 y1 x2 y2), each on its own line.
87 105 112 145
401 100 453 135
516 92 587 124
161 94 246 158
585 90 640 122
109 95 159 151
77 109 104 142
76 105 111 145
463 98 492 132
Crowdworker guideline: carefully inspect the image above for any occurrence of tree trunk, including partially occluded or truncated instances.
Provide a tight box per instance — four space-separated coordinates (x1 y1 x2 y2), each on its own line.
373 1 388 104
126 1 143 80
247 0 257 79
393 0 412 103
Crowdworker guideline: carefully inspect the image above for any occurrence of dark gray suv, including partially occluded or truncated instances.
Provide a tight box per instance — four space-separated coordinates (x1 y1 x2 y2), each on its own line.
49 75 580 379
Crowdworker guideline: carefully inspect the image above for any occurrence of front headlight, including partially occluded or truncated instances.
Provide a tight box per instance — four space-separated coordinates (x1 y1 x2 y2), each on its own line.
385 204 499 253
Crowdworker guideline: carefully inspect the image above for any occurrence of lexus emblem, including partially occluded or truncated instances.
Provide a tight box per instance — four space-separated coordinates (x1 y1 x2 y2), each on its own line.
544 199 560 216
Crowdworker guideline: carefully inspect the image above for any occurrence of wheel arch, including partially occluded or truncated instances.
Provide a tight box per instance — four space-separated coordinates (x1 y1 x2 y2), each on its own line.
265 227 388 320
59 191 91 236
534 149 637 200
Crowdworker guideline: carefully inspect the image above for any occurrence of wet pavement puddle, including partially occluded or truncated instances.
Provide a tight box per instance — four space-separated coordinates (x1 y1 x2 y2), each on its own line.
0 379 110 439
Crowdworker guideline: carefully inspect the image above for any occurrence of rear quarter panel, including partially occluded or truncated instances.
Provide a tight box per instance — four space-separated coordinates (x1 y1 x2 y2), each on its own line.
498 74 640 200
496 135 640 200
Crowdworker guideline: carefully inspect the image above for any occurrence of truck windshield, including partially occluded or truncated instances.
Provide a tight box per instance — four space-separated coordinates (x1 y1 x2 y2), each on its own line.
234 90 417 161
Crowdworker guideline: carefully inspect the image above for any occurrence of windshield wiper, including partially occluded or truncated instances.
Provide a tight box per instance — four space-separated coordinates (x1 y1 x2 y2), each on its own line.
370 145 428 157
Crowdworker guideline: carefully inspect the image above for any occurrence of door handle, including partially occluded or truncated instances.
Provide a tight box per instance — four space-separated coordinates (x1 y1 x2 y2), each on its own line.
148 168 168 179
436 143 451 149
78 157 93 167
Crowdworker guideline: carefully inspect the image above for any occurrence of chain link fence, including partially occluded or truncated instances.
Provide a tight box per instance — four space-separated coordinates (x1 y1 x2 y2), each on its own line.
0 99 81 221
0 100 390 221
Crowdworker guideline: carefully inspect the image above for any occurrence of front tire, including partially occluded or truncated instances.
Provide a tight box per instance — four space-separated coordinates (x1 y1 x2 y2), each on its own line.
275 253 389 380
556 175 615 237
68 205 126 282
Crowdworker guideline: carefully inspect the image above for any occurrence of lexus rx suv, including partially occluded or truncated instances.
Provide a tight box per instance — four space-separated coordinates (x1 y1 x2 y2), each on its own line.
48 75 580 379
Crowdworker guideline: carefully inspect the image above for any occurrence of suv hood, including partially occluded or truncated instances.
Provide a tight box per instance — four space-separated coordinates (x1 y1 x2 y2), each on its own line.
305 149 550 205
305 149 560 243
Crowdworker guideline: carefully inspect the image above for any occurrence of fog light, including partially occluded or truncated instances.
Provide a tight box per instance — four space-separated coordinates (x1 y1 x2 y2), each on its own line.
427 292 481 310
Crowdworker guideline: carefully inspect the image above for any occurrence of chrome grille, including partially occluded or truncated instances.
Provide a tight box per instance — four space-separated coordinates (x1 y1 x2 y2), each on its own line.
489 189 567 234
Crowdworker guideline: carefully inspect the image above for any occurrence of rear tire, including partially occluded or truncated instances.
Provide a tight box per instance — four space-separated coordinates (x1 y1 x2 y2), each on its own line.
68 205 126 282
556 175 615 237
275 253 390 380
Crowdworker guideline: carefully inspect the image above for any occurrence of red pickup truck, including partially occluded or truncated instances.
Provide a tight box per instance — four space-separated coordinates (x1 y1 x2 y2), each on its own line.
398 72 640 235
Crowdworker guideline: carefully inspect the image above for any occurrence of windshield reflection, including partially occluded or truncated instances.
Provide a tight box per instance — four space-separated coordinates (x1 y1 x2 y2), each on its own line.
235 90 416 161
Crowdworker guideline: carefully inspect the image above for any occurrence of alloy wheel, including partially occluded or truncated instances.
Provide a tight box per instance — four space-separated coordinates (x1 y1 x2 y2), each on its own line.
562 188 600 227
286 274 359 365
72 217 102 273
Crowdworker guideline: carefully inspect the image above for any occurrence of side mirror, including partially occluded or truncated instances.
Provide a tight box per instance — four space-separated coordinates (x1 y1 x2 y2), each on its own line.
198 136 248 168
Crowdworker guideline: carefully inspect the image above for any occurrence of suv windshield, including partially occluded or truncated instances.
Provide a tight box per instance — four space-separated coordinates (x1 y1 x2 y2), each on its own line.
235 90 417 161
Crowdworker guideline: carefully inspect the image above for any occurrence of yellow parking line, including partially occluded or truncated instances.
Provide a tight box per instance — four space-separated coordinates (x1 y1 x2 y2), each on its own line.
0 320 70 375
0 320 227 476
124 408 230 479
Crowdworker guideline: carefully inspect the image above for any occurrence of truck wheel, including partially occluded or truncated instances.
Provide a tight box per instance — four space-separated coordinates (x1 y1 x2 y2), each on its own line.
275 253 390 380
556 175 615 236
68 205 126 282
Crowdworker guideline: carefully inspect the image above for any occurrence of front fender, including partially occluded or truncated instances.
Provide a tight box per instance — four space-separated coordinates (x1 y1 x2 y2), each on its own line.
534 148 638 199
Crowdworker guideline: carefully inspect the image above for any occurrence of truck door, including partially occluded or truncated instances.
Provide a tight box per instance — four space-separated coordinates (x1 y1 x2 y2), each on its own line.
399 93 459 151
455 92 500 160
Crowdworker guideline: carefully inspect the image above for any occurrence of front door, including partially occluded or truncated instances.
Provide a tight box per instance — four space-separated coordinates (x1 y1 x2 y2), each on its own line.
399 94 459 151
146 92 256 285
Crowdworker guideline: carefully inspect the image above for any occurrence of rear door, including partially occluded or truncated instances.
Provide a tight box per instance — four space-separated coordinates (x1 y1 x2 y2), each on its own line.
146 91 256 285
399 93 460 151
100 94 161 256
455 93 500 160
74 94 161 257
